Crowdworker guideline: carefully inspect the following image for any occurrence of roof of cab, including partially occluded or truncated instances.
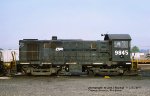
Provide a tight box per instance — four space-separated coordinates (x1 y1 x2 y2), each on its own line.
104 34 131 40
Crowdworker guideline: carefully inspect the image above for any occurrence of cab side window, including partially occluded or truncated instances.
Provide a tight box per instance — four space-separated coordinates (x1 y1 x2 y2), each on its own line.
114 41 128 48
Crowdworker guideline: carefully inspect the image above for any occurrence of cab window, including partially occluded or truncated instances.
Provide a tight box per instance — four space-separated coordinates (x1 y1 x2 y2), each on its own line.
114 41 128 48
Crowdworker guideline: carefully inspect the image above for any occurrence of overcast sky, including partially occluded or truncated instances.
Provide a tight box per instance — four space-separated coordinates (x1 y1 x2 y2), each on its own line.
0 0 150 49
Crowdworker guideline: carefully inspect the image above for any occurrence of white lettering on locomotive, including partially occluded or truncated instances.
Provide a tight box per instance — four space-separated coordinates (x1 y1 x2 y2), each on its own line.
55 47 64 51
115 50 128 55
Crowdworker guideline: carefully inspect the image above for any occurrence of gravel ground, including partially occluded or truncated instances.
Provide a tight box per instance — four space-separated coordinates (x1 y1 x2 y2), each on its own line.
0 75 150 96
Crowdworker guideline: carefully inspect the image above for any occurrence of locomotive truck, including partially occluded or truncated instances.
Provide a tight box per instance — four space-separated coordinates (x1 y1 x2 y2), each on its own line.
17 34 136 76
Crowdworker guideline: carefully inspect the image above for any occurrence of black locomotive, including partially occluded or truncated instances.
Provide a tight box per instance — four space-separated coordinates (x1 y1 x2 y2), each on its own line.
17 34 136 75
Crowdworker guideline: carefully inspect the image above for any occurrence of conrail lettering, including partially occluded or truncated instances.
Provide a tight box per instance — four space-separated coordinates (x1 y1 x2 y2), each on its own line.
55 47 64 51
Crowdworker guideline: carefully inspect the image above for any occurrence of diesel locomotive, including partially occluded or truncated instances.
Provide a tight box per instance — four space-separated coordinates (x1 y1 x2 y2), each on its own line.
18 34 136 75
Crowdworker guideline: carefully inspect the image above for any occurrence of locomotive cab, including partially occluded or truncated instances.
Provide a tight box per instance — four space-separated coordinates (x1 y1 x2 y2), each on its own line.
104 34 131 62
104 34 133 75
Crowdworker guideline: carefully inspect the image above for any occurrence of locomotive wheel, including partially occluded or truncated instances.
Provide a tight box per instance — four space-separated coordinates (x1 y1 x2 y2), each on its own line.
57 69 62 76
21 69 30 75
87 70 94 76
21 65 31 75
119 72 124 76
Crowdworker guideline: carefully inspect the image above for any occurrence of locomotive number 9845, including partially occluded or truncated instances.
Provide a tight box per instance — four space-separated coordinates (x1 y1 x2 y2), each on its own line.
115 50 128 55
